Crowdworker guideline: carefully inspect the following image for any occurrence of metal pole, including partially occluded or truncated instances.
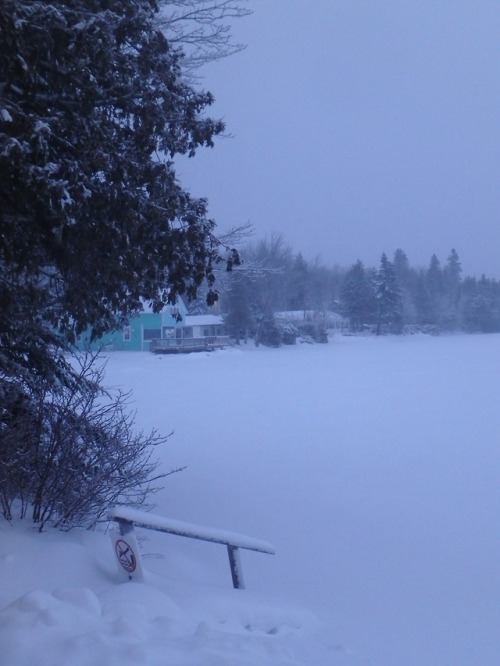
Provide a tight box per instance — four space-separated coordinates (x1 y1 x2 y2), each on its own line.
227 545 245 590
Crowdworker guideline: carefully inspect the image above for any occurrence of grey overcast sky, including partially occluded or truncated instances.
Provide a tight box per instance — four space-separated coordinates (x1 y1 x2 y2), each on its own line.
177 0 500 277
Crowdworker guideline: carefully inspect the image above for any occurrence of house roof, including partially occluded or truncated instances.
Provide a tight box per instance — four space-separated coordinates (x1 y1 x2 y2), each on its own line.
139 296 188 316
276 310 347 324
184 314 223 326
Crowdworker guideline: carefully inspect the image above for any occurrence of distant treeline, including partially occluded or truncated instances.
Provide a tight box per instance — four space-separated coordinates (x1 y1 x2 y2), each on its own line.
190 237 500 345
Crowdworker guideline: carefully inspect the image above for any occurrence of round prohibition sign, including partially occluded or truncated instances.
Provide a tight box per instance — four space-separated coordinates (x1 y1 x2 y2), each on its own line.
115 538 137 573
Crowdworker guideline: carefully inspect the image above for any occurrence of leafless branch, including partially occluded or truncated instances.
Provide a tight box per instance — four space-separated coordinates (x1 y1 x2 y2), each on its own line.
157 0 252 80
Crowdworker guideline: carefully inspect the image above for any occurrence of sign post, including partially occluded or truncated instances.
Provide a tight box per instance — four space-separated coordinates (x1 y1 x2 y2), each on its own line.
110 519 144 581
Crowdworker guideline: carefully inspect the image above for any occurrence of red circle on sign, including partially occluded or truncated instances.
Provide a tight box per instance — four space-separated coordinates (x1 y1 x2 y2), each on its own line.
115 538 137 573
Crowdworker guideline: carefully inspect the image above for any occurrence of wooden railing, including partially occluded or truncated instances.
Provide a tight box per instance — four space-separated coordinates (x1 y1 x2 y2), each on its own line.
150 336 230 353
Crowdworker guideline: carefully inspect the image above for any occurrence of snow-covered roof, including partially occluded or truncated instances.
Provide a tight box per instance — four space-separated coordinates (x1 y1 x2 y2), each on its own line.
184 314 223 326
138 296 187 315
275 310 347 323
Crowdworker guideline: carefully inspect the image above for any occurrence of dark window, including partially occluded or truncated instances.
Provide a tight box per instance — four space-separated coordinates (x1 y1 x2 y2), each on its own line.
143 328 161 340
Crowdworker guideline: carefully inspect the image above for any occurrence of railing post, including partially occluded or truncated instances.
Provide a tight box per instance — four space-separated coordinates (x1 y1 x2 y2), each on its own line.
227 545 245 590
117 518 134 537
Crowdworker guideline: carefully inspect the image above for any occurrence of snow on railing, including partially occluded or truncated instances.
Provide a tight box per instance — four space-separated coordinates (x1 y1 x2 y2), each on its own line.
149 336 230 353
107 506 275 589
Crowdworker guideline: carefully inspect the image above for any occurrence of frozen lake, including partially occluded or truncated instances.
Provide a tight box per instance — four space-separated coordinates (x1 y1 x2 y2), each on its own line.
104 333 500 665
2 333 499 665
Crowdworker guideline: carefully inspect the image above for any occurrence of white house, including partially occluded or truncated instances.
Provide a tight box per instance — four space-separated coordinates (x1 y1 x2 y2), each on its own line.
150 312 229 353
183 314 226 339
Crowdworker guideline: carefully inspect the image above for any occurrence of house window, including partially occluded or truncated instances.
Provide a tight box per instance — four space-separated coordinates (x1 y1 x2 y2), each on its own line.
143 328 161 341
123 326 131 342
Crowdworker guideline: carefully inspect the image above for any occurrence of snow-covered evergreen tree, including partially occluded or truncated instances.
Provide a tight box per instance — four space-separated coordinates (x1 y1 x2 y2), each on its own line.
462 276 500 332
340 260 376 332
425 254 444 325
442 249 462 329
1 0 229 369
286 253 309 312
414 270 434 326
393 248 418 324
375 253 403 334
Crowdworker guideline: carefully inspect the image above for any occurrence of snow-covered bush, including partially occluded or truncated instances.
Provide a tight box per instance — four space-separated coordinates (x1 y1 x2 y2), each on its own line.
0 355 176 531
276 319 299 345
296 323 328 343
255 315 282 347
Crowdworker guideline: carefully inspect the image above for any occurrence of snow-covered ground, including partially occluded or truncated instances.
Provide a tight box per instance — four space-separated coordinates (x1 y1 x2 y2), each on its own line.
2 333 500 665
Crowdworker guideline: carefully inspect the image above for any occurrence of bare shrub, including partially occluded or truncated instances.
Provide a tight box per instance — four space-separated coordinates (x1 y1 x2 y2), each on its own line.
0 354 180 531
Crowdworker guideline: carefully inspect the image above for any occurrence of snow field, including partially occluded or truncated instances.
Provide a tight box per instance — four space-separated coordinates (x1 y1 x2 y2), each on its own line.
1 333 500 664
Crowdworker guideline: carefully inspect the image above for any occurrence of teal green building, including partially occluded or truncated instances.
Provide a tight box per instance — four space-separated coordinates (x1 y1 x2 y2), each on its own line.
77 300 189 352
